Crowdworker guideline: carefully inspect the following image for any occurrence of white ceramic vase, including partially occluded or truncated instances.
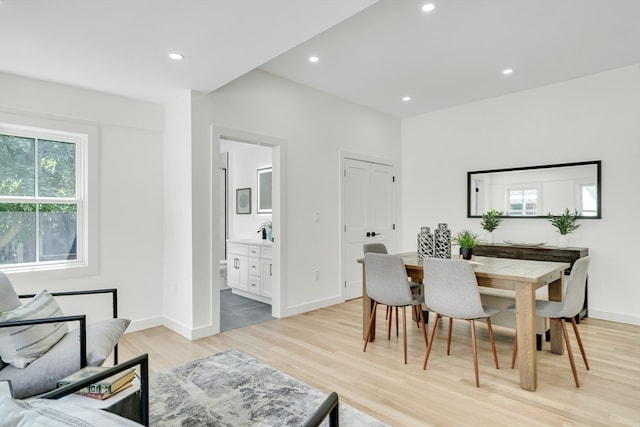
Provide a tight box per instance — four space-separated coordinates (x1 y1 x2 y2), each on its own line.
557 235 569 248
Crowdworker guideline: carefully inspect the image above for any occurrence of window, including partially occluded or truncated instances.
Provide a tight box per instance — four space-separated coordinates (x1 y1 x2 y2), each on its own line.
578 183 598 217
0 124 86 269
507 188 538 216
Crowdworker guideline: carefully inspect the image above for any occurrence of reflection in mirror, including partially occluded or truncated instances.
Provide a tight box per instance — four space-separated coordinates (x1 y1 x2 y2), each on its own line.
467 161 601 219
257 167 272 214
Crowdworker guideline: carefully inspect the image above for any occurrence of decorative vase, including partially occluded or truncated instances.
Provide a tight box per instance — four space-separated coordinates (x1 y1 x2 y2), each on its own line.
460 247 473 260
417 226 434 259
485 232 494 245
434 223 451 259
557 235 569 248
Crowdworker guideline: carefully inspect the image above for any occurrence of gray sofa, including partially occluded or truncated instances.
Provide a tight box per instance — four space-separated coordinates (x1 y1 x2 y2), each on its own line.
0 271 130 398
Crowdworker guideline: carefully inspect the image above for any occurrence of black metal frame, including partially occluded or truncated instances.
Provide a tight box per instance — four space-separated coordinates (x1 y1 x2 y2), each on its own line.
13 288 120 366
303 391 339 427
467 160 602 219
40 353 150 426
0 314 88 367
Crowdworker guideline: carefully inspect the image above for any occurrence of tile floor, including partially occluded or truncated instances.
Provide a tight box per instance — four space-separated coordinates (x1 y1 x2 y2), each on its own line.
220 289 274 332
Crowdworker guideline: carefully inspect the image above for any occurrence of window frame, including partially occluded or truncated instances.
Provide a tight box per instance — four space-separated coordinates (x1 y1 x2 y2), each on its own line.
0 113 98 278
506 187 539 216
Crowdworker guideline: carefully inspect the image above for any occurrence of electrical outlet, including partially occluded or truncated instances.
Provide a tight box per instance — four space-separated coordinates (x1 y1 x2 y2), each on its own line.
314 270 320 281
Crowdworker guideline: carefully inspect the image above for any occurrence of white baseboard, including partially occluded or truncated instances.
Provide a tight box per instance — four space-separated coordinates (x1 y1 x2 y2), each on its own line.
588 309 640 326
125 316 163 333
161 316 220 340
283 294 344 317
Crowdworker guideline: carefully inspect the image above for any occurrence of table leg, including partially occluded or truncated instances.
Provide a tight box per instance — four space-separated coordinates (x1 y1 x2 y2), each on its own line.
362 264 375 342
515 283 537 391
548 276 564 355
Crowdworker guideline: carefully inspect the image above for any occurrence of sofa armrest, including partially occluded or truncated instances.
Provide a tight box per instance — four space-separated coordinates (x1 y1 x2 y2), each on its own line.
303 391 339 427
0 314 87 368
39 353 149 427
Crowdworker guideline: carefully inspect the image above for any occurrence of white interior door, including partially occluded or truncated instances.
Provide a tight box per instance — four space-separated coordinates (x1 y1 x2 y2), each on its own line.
343 158 394 300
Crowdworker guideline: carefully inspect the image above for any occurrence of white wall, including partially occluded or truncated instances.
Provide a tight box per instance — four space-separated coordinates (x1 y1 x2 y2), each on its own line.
206 69 401 314
162 91 195 335
0 73 165 330
228 146 273 240
401 65 640 325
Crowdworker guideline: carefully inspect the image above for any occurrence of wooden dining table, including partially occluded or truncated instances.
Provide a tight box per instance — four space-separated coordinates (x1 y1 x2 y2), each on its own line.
358 253 570 391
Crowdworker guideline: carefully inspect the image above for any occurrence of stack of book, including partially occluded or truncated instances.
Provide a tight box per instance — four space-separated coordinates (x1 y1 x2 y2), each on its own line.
56 366 136 400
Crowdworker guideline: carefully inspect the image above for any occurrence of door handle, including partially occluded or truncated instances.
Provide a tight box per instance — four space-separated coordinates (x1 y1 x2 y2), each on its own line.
368 232 381 237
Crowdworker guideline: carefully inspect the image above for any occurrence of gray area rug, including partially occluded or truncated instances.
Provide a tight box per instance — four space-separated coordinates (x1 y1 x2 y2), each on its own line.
149 349 387 426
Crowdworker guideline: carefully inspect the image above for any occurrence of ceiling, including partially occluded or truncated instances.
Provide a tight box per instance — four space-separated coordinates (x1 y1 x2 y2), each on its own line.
1 0 639 119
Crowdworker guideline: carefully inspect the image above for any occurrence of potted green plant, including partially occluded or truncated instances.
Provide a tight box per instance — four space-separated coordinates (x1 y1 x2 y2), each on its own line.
548 208 581 247
453 229 481 260
258 220 273 241
480 209 502 244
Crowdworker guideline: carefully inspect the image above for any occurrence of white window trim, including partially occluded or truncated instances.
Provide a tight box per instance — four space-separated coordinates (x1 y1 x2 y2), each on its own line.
0 112 99 280
505 186 541 216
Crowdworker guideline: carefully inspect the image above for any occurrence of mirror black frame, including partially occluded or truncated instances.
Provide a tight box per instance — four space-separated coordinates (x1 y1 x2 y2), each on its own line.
467 160 601 219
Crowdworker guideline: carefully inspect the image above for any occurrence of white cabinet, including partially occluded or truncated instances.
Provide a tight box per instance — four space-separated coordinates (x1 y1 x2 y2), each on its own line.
227 240 272 303
261 259 272 297
227 243 249 291
248 246 262 295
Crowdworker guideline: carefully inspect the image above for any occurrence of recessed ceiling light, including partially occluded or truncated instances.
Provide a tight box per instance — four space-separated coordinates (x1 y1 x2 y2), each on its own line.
402 96 411 102
502 68 514 75
169 53 184 61
309 56 319 63
422 3 435 12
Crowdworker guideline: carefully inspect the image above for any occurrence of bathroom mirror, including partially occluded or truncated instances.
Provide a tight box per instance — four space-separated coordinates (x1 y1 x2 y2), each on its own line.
257 167 272 214
467 160 601 219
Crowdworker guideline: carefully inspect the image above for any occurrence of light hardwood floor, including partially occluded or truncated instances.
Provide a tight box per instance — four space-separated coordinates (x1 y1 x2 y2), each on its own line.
119 299 640 427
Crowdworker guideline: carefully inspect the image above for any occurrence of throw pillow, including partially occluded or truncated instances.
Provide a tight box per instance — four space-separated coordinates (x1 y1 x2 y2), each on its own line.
0 271 21 313
0 290 68 369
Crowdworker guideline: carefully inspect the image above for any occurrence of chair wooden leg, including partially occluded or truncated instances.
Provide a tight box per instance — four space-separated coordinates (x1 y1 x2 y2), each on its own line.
363 302 378 352
418 306 429 349
558 318 580 387
386 305 390 320
387 306 393 340
511 332 518 369
446 317 453 355
423 314 441 369
413 305 420 328
486 317 499 369
470 319 480 387
570 318 590 370
396 307 400 337
402 307 407 364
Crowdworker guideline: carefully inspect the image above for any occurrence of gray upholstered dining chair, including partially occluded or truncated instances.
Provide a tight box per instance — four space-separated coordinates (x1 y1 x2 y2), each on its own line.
363 243 422 337
421 258 499 387
363 253 428 364
507 256 591 387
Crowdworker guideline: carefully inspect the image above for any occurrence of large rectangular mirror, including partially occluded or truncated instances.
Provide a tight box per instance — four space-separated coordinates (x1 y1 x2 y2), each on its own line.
257 166 272 214
467 160 601 219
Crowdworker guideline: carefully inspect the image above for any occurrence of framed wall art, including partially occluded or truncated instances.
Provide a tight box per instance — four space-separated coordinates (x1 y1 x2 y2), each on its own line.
236 188 251 214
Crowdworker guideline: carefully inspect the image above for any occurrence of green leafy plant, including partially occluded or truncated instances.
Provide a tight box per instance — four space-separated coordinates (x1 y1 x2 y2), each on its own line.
548 208 581 235
480 209 503 232
453 229 481 248
258 220 272 231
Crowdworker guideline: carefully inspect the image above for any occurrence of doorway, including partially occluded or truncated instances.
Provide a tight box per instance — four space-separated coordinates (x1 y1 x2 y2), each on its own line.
341 155 396 301
216 131 284 331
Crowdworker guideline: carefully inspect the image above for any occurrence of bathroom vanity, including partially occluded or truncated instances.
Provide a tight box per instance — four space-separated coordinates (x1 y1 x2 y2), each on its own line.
226 239 273 304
